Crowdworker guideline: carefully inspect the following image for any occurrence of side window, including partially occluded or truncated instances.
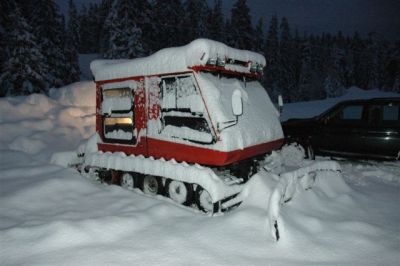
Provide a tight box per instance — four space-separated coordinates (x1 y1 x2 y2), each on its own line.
159 75 213 144
102 88 132 114
329 104 365 125
104 116 135 141
370 102 400 127
160 76 199 112
341 105 363 120
102 87 135 143
382 104 399 121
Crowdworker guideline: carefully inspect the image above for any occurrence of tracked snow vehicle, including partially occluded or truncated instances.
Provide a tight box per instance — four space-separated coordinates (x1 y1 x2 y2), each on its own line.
78 39 341 227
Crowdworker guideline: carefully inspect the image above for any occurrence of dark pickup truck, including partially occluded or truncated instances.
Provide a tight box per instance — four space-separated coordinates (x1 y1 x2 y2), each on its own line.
282 97 400 160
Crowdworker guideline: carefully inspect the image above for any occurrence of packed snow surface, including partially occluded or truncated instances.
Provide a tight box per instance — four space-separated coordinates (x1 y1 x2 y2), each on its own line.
91 38 266 81
1 83 399 265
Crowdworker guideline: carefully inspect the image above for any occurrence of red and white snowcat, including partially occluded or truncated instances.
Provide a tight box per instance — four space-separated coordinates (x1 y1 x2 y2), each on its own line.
75 39 341 240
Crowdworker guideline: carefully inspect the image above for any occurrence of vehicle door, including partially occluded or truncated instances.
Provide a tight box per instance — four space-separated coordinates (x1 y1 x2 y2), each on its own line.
363 100 400 159
314 102 367 155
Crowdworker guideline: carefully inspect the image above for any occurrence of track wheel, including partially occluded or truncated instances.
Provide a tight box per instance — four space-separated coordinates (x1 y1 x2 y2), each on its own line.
120 173 135 190
196 186 214 213
142 175 162 196
166 180 193 206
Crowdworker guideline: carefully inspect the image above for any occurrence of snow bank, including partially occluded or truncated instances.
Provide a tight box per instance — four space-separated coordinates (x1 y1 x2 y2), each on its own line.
0 81 96 160
49 81 96 107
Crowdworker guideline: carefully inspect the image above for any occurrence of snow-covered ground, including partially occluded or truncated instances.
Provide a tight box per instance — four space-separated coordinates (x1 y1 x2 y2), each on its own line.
0 83 399 265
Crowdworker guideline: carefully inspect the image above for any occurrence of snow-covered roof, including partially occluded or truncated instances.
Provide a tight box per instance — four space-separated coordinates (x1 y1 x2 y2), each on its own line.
91 39 266 81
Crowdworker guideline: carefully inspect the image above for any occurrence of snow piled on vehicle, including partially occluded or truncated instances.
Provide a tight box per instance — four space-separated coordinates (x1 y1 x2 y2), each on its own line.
91 38 265 81
0 82 399 265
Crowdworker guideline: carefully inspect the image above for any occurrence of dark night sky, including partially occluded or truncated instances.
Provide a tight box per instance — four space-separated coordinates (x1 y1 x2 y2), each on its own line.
56 0 400 39
236 0 400 39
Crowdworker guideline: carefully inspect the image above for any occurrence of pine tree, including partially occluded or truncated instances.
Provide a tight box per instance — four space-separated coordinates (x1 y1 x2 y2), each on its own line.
324 35 345 97
132 0 155 54
253 18 264 53
264 15 279 98
99 0 113 54
25 0 67 88
80 4 102 53
103 0 145 59
279 17 295 101
382 41 400 92
0 3 47 96
230 0 254 49
298 35 315 101
350 31 367 89
65 0 80 83
365 33 388 89
223 18 234 45
183 0 210 43
0 0 13 79
291 29 303 99
207 0 224 42
152 0 185 50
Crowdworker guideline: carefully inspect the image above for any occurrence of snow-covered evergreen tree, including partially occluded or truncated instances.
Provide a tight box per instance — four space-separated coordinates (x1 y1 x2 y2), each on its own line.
207 0 224 42
264 15 279 97
80 4 102 53
98 0 113 54
253 18 264 53
229 0 254 49
65 0 80 83
279 17 296 101
350 31 367 89
365 33 387 89
0 4 47 96
382 41 400 92
183 0 210 43
223 18 234 46
152 0 185 50
0 0 13 81
103 0 145 59
298 36 315 101
26 0 67 88
324 39 345 98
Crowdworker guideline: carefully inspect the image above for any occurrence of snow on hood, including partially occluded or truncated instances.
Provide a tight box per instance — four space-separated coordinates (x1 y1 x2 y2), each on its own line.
90 39 266 81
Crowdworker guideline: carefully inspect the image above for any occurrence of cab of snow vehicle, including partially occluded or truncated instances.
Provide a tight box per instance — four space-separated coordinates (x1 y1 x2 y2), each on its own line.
90 39 284 174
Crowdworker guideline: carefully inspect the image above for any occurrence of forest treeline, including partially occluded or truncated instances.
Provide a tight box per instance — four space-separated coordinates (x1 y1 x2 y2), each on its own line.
1 0 399 100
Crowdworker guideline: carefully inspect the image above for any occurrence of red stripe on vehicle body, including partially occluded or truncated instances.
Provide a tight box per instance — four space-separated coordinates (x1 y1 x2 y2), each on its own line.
98 138 284 167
